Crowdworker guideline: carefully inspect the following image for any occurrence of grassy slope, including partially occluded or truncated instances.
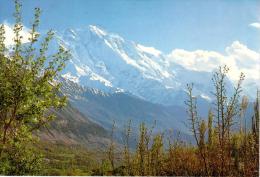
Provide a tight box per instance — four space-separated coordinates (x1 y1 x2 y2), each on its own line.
38 103 110 149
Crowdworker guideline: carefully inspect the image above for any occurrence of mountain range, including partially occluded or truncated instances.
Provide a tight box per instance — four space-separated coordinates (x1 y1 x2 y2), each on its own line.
3 24 258 146
43 25 256 143
55 25 221 106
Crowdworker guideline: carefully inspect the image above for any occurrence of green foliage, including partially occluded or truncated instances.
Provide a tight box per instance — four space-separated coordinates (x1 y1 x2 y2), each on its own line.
199 120 206 149
150 133 164 175
99 67 258 176
183 66 259 176
122 119 132 175
107 120 116 171
37 142 98 176
0 142 43 175
207 109 213 147
0 0 69 174
0 1 258 176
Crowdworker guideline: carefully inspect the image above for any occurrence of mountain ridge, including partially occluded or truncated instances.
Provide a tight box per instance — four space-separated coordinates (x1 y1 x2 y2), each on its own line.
56 25 218 106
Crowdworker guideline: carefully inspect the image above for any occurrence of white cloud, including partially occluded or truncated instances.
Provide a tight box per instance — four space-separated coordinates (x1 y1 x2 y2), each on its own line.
249 22 260 29
137 44 162 57
1 22 31 46
167 41 260 86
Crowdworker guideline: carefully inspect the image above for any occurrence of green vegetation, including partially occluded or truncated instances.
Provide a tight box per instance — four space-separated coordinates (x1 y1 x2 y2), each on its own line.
96 72 259 176
43 85 258 176
0 1 258 176
37 142 101 175
0 0 69 175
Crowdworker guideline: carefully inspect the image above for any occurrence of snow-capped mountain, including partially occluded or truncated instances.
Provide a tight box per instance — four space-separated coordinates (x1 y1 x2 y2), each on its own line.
55 25 219 106
4 23 255 105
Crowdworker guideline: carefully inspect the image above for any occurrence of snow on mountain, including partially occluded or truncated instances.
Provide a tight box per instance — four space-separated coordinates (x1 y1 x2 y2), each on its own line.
54 25 257 105
2 22 258 102
56 26 180 105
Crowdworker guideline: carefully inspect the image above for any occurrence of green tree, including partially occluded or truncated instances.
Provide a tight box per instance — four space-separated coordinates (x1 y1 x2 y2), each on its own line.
0 0 69 174
185 84 209 175
137 122 147 176
186 66 245 176
150 133 164 176
108 120 116 173
123 119 132 175
207 109 213 147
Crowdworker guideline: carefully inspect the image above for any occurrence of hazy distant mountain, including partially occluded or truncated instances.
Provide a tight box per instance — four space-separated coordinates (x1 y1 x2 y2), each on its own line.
38 78 197 146
60 77 206 135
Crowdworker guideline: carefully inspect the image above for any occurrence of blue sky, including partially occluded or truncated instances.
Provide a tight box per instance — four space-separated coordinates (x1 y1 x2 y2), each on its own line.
0 0 259 53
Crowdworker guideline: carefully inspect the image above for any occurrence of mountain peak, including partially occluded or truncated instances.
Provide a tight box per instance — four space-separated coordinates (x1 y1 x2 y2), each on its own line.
89 25 107 37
